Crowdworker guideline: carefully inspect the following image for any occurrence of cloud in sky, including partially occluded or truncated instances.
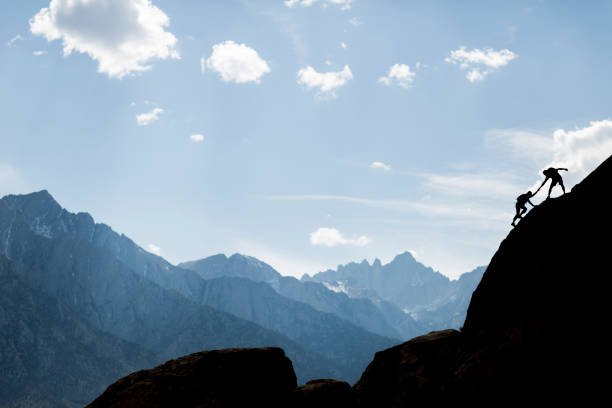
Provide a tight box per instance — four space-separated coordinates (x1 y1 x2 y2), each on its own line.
489 120 612 189
190 134 205 143
369 161 392 171
310 227 371 247
205 41 270 84
285 0 353 11
445 47 517 82
147 243 161 255
348 17 363 26
33 50 47 56
297 65 353 98
136 108 163 126
6 34 22 48
29 0 179 79
378 64 416 88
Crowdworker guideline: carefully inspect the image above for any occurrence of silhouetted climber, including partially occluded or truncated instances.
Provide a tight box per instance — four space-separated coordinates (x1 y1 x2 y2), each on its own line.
535 167 568 199
511 191 535 227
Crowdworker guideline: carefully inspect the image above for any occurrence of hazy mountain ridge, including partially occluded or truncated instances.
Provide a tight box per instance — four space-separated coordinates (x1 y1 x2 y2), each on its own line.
304 253 485 331
180 254 416 340
192 276 398 379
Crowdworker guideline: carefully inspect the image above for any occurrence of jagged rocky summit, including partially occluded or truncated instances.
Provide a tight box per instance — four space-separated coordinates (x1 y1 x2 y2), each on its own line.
90 155 612 407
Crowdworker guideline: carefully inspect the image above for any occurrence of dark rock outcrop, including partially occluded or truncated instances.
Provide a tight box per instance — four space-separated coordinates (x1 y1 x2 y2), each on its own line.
353 155 612 406
353 330 460 407
292 379 356 408
87 348 297 408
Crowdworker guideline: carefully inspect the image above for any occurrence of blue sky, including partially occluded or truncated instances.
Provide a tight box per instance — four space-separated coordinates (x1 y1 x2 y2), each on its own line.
2 0 612 278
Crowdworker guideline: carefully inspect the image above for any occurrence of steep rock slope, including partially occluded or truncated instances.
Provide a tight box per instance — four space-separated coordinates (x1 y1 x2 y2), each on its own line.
0 255 159 408
354 155 612 406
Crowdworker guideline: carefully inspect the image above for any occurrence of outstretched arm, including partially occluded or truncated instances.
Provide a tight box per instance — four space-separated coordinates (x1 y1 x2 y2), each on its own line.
557 168 568 171
533 179 548 195
528 199 535 207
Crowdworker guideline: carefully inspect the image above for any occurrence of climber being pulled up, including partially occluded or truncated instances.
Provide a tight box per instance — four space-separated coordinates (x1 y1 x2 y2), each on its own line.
511 191 535 227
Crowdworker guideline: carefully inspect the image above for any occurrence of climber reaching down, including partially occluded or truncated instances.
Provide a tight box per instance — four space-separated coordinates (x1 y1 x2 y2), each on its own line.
535 167 568 199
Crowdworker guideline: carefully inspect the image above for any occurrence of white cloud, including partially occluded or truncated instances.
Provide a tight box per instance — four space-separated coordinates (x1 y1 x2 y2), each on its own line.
147 244 161 255
445 47 517 82
285 0 353 11
200 56 206 74
136 108 163 126
205 41 270 84
378 64 416 88
33 50 47 56
6 34 22 48
348 17 363 26
369 161 392 171
190 134 205 143
485 129 551 163
486 120 612 189
29 0 179 79
310 227 371 247
297 65 353 98
340 42 347 49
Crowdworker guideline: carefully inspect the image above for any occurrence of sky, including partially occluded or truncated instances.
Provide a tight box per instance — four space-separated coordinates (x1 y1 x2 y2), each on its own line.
2 0 612 279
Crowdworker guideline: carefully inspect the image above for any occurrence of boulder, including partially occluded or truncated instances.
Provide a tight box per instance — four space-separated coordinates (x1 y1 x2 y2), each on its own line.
86 347 296 408
353 330 459 407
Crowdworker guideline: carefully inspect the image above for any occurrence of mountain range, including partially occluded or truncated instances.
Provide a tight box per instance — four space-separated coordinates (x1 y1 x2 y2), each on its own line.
0 190 484 407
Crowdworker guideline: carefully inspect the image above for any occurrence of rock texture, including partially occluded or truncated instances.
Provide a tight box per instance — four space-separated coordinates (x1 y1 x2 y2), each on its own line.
292 379 356 408
353 154 612 406
87 348 297 408
353 330 460 407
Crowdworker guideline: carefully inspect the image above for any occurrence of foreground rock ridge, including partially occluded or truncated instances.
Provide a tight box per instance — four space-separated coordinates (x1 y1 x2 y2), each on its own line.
353 154 612 406
90 155 612 407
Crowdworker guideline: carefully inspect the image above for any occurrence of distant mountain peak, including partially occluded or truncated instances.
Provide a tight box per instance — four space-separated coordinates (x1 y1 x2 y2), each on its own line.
390 251 417 264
